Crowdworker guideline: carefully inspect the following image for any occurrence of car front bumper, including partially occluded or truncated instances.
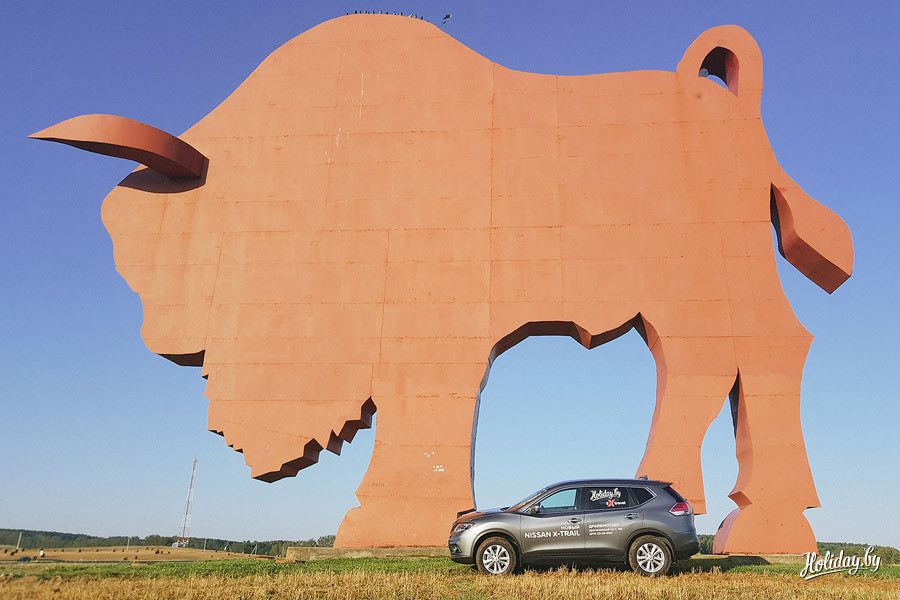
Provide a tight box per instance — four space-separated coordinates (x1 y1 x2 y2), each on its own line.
448 530 477 564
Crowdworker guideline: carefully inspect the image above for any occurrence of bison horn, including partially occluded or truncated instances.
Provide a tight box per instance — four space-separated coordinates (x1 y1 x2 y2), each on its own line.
29 114 206 179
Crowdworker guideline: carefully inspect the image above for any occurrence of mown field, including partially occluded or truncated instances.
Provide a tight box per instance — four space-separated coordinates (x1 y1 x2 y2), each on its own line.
1 545 250 563
2 557 899 600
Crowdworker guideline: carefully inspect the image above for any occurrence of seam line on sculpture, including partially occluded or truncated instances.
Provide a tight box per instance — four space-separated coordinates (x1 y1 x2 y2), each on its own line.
377 229 390 365
202 231 226 355
320 42 345 232
555 75 564 308
718 225 739 370
488 63 495 316
722 96 742 375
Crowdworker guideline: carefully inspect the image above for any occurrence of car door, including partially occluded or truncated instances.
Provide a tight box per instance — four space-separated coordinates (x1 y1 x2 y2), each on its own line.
519 487 585 562
582 485 644 559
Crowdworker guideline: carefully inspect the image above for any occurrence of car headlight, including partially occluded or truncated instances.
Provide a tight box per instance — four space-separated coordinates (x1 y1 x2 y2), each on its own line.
452 522 473 534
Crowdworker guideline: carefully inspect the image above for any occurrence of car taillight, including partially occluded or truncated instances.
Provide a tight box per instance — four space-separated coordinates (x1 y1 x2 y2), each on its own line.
669 502 692 516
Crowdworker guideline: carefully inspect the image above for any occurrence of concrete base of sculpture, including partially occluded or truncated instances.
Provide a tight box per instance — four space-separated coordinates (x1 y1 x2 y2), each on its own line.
34 15 851 554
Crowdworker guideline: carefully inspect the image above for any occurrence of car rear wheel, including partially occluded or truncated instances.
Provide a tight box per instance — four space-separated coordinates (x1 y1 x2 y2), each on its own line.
628 535 672 576
475 536 517 575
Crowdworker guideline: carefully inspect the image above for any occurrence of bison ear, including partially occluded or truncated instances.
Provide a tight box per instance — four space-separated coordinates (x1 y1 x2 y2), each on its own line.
30 114 207 180
677 25 763 108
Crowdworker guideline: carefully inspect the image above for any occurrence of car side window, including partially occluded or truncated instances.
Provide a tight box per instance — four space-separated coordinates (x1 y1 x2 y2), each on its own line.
632 487 654 506
537 488 579 514
583 486 630 510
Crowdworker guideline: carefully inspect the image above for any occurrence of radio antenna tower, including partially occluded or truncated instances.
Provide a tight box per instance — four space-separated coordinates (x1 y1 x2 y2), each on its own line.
176 458 198 548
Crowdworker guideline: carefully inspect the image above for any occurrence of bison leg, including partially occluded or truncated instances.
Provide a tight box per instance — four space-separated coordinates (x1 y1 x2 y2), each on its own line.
635 324 737 515
713 333 819 554
335 362 484 547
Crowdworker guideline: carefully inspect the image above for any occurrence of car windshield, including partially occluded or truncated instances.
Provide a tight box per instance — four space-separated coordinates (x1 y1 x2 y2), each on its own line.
509 486 550 511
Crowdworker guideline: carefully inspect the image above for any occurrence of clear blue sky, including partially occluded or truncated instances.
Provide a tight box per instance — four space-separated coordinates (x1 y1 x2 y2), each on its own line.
2 1 897 547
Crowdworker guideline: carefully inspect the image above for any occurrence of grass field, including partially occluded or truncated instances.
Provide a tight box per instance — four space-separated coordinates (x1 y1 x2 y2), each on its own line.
2 557 898 600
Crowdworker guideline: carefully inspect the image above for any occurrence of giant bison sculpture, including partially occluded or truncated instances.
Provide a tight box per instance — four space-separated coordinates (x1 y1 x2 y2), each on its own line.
33 14 852 553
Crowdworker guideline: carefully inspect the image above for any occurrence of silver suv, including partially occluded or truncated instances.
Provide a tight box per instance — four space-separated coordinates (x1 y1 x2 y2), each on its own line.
448 478 699 576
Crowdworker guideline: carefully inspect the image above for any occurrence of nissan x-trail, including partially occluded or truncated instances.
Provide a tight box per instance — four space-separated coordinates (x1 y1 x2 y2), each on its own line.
448 478 699 576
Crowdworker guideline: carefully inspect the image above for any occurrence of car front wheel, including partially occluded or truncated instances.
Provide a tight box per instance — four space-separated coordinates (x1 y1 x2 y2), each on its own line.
628 535 672 576
475 536 517 575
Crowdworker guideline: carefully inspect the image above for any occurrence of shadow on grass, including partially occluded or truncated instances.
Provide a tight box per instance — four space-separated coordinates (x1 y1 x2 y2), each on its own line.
517 557 899 580
517 558 731 576
26 557 473 581
672 556 748 574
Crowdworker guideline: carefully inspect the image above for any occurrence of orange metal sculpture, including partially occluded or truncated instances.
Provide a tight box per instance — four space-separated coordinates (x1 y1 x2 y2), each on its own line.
34 15 852 553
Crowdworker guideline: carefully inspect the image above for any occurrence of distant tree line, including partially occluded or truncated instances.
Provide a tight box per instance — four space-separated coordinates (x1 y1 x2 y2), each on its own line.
816 541 900 565
0 529 334 557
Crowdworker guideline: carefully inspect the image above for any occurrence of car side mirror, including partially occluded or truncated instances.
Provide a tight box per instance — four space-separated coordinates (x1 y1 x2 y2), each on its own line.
525 504 540 515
